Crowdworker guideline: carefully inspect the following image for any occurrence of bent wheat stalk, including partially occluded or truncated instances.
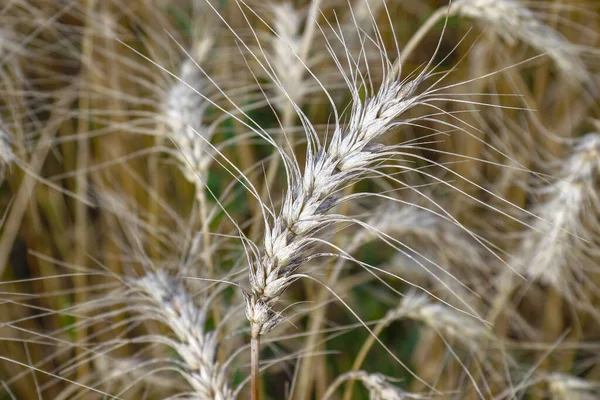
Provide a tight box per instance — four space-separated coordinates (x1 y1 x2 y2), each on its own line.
397 0 589 84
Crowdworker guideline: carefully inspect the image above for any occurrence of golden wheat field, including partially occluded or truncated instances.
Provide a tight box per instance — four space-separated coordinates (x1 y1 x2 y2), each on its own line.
1 0 600 399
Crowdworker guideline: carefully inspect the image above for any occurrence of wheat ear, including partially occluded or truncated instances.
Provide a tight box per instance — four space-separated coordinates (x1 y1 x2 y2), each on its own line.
0 122 15 183
517 133 600 299
398 0 589 85
325 370 423 400
130 270 234 400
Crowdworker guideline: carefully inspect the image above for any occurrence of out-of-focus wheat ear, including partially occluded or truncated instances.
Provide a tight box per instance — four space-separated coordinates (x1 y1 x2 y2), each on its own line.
402 291 491 345
247 0 322 244
400 1 593 87
362 203 492 295
546 373 600 400
515 133 600 304
163 35 219 277
340 0 387 56
129 270 235 400
450 0 592 85
164 37 216 199
246 0 321 126
489 132 600 385
334 201 493 322
326 370 424 400
264 2 309 114
0 122 15 183
343 290 497 400
349 0 386 30
399 292 501 393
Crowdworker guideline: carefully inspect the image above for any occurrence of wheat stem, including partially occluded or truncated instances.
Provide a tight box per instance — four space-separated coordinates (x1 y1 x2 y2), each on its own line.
0 97 72 278
323 372 357 400
294 235 354 399
393 6 448 74
300 0 322 62
342 316 391 400
251 322 261 400
198 187 214 275
73 0 97 380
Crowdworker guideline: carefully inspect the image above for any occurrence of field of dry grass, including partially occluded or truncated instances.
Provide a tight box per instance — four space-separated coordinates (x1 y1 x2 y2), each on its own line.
1 0 600 399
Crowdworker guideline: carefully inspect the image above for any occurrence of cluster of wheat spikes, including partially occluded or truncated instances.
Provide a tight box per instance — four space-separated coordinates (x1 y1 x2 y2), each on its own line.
1 0 600 399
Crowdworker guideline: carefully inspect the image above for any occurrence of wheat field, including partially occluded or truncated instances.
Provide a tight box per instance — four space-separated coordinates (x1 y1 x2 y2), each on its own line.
1 0 600 399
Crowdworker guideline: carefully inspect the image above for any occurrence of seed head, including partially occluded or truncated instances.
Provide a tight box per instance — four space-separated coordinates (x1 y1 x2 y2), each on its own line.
333 371 423 400
0 124 15 182
516 133 600 295
265 2 310 110
130 271 234 400
397 292 490 347
547 373 600 400
164 40 215 196
452 0 589 83
246 72 427 333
